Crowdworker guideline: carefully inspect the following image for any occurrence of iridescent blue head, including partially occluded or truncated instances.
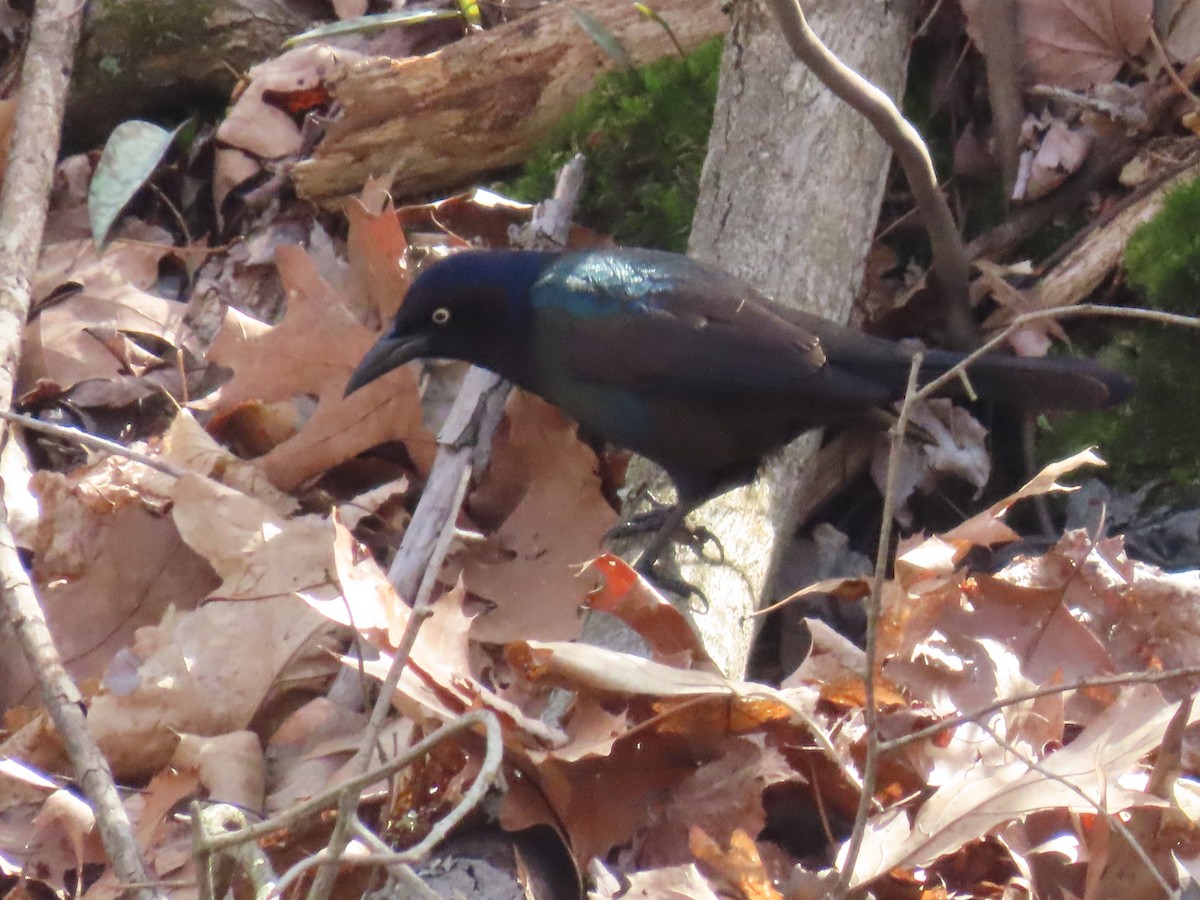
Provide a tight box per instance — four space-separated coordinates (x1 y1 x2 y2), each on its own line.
344 249 555 395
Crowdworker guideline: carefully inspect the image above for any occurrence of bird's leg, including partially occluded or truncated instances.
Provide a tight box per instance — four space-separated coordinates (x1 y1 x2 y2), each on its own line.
606 503 724 563
603 504 709 607
630 502 689 574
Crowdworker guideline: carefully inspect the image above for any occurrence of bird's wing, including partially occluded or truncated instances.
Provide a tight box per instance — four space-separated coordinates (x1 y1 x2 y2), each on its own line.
530 251 892 406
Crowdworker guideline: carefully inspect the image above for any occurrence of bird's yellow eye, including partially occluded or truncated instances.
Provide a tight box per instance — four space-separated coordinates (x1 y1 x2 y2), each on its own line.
431 307 451 325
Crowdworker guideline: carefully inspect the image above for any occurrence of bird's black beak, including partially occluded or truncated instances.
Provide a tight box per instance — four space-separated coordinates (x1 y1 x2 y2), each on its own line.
344 333 429 397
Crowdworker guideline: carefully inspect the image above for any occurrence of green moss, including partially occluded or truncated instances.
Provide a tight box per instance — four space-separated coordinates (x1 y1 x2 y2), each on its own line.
498 37 722 252
81 0 217 86
1041 176 1200 487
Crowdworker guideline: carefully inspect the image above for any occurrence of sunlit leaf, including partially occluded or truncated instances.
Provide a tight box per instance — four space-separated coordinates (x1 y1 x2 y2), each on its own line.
284 8 462 48
88 120 184 249
571 8 632 69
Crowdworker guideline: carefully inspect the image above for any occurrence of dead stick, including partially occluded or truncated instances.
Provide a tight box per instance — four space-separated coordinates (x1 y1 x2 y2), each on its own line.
0 0 162 896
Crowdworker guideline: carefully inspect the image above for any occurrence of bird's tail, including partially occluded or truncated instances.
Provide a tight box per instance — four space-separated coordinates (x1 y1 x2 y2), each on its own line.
917 349 1133 410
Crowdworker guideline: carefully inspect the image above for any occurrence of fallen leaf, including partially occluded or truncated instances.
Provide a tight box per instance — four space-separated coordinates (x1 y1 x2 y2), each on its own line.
962 0 1151 90
173 731 265 810
462 392 617 643
849 685 1198 888
205 244 435 489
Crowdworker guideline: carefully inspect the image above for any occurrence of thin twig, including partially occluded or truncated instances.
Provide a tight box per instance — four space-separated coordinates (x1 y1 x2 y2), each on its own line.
304 153 587 900
915 303 1200 403
0 408 186 476
835 353 923 896
307 464 471 900
878 664 1200 755
200 710 501 854
1147 21 1200 107
763 0 976 348
974 717 1173 897
274 711 504 897
0 0 162 895
369 465 471 762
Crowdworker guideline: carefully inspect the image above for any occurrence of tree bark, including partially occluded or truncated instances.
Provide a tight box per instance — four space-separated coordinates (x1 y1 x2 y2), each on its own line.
627 0 914 676
292 0 727 205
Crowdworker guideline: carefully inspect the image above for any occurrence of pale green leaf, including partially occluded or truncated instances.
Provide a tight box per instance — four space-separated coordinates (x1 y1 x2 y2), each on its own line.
571 8 632 69
88 120 183 249
284 8 462 48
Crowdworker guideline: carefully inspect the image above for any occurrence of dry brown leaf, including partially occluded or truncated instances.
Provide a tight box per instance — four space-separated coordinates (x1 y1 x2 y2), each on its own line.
871 399 989 526
1016 117 1094 201
21 287 192 390
508 641 735 697
333 0 368 18
849 685 1198 888
216 45 361 163
88 595 336 781
205 245 435 490
33 235 169 301
0 470 218 710
895 448 1104 580
533 695 629 764
27 789 101 892
619 862 721 899
140 783 203 886
135 768 201 853
785 618 866 687
352 584 565 748
462 392 617 643
503 729 701 865
1003 530 1200 695
640 739 800 868
265 697 372 812
330 513 407 638
973 259 1069 355
690 827 782 900
1162 0 1200 63
345 197 410 325
212 147 260 213
170 473 338 604
962 0 1151 90
173 732 265 810
158 410 298 515
584 554 719 671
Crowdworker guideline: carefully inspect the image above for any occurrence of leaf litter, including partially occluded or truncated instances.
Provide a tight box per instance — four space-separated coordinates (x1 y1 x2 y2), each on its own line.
3 4 1200 897
5 174 1199 900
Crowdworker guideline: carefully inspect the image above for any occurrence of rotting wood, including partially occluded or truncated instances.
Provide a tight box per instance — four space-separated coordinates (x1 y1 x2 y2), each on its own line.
293 0 727 205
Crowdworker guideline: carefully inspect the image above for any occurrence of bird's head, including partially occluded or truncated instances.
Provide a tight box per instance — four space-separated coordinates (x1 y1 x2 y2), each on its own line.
344 249 554 396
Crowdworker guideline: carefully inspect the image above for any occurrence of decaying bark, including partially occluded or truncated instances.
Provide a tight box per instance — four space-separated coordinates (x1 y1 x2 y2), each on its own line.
292 0 728 205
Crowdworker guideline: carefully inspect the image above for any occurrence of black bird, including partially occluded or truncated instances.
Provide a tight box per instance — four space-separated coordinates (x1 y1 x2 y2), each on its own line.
345 248 1131 571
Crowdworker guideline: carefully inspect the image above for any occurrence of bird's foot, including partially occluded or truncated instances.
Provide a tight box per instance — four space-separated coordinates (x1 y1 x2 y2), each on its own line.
606 508 723 564
633 556 710 611
606 502 718 609
605 504 677 541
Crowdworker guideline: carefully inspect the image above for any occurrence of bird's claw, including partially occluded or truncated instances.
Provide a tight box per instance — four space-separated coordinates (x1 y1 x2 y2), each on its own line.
604 501 676 541
633 557 710 611
682 525 724 564
606 509 722 564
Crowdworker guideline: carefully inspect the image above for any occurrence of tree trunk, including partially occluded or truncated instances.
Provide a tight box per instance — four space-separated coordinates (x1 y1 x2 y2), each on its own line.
621 0 914 676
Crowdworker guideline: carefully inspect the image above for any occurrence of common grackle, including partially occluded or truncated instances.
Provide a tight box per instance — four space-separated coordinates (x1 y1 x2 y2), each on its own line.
345 248 1131 570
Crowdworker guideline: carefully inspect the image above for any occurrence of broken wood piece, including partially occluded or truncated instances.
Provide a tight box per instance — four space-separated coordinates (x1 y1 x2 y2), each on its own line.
293 0 727 205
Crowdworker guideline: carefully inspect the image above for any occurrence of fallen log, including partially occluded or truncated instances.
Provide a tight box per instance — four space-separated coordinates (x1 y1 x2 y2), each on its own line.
293 0 727 205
